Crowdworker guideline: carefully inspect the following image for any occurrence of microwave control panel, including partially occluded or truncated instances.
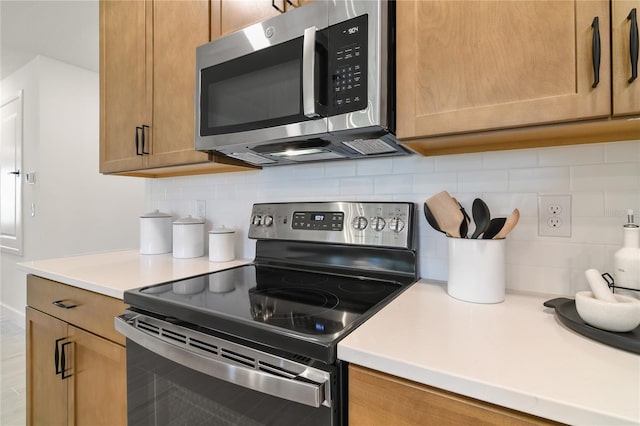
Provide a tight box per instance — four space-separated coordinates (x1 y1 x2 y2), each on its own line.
329 14 368 115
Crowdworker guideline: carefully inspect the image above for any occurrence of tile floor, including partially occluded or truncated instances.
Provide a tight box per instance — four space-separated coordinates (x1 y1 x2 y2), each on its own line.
0 306 26 426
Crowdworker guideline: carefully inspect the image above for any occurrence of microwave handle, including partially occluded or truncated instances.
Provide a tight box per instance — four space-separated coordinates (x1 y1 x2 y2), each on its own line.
303 26 319 118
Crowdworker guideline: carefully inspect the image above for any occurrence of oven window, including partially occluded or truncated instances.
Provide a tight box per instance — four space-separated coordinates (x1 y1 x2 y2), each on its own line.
200 38 307 136
126 341 334 426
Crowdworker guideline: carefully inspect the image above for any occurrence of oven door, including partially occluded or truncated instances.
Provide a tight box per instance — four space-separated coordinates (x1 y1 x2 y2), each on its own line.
115 312 338 426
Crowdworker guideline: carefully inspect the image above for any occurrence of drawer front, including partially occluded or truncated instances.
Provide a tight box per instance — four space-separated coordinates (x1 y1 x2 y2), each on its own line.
27 275 128 345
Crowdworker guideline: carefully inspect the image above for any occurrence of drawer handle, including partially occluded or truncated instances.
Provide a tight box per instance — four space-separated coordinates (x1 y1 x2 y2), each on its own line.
591 16 601 88
629 8 638 83
52 300 77 309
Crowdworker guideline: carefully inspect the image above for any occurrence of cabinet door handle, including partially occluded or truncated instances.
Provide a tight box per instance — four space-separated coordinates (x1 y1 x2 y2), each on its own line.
142 125 150 154
54 337 64 374
629 8 638 83
60 341 73 380
591 17 601 88
271 0 285 13
135 126 143 156
52 300 77 309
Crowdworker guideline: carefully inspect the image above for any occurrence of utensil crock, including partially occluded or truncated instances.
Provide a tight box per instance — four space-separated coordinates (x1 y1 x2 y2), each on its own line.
448 237 506 303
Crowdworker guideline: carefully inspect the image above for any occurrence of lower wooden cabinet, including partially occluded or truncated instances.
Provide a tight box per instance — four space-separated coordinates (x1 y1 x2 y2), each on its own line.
349 365 557 425
26 275 127 426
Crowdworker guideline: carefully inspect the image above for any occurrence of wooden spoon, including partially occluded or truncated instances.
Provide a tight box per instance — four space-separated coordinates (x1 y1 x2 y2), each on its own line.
423 202 444 234
425 191 463 238
494 208 520 239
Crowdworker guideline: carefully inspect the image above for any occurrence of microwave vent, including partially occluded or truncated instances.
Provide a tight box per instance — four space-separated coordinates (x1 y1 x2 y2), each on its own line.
228 152 277 165
343 139 398 155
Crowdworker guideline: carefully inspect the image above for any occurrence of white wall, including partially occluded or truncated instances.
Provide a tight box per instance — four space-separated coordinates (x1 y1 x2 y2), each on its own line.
146 140 640 297
0 56 145 315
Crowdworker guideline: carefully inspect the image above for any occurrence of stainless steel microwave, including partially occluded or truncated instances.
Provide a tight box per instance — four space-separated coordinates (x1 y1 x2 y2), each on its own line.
194 0 410 166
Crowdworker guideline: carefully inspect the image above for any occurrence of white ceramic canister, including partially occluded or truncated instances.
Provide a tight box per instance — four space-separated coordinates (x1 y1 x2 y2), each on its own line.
139 210 173 255
209 227 236 262
172 216 205 258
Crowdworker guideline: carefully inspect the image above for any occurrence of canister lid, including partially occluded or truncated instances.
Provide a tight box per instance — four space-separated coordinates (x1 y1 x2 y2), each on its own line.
140 209 172 218
173 215 205 225
209 226 235 234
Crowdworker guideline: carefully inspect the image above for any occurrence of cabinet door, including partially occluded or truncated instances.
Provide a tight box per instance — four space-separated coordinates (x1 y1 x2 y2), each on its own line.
612 0 640 115
397 1 611 140
218 0 280 37
70 326 127 426
99 0 146 173
349 365 554 425
146 0 212 169
26 307 68 426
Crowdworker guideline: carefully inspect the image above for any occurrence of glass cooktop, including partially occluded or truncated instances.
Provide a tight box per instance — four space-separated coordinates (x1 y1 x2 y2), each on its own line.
130 264 401 338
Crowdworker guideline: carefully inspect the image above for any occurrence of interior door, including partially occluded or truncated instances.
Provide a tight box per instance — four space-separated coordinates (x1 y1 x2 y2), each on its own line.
0 91 23 255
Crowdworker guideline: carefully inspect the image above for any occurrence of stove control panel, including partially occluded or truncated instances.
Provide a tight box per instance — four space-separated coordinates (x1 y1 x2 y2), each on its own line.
249 202 415 249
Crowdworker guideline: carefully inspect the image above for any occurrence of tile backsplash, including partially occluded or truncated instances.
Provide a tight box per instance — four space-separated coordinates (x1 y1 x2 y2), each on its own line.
146 141 640 297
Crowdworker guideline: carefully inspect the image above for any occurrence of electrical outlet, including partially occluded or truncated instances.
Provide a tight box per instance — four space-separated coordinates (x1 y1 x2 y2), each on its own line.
539 194 571 237
196 200 206 219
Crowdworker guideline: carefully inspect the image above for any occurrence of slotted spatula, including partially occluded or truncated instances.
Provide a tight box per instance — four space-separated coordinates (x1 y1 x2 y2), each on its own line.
425 191 464 238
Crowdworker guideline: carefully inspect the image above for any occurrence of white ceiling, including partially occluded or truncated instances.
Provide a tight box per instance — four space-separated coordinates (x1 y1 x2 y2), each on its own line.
1 0 98 80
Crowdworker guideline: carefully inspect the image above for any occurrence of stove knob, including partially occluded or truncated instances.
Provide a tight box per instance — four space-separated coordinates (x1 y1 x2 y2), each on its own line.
351 216 368 230
262 215 274 226
252 215 262 226
389 217 406 233
370 216 386 232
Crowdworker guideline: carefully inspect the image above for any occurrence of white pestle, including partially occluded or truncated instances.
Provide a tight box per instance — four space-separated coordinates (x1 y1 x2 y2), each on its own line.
584 269 618 303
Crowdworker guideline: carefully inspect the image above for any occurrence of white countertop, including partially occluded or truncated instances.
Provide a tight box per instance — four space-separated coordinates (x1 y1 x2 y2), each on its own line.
20 251 639 424
18 249 251 299
338 281 640 425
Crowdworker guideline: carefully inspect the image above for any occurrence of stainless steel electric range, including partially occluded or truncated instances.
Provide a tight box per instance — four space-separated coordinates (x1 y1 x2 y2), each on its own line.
116 201 418 426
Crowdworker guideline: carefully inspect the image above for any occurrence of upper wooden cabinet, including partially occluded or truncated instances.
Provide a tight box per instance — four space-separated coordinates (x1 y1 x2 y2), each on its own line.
211 0 312 40
100 0 146 173
100 0 253 177
397 0 614 141
612 1 640 115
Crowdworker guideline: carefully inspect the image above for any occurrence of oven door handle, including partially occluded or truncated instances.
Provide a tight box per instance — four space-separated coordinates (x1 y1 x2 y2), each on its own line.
114 315 328 408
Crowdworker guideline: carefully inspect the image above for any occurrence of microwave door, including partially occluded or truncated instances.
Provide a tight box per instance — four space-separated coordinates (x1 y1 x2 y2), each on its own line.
195 3 330 152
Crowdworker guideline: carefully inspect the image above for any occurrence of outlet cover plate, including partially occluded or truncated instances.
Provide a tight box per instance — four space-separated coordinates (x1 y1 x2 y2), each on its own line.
538 194 571 237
